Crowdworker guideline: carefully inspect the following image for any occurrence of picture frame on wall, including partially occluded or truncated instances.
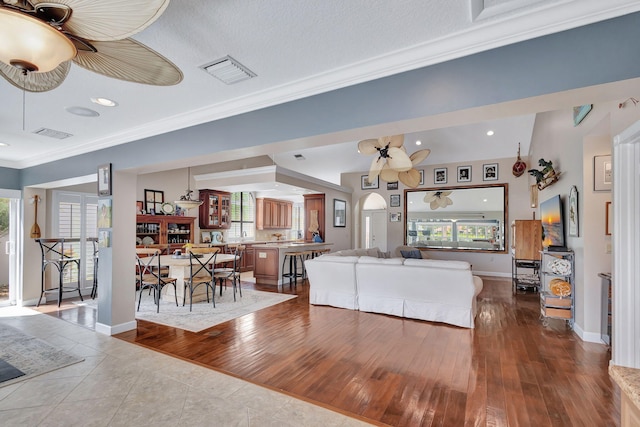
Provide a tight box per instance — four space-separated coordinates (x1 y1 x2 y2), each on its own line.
606 201 612 235
390 194 401 207
97 163 112 196
573 104 593 126
594 155 612 192
390 212 401 222
386 181 399 190
98 198 112 229
483 163 498 181
569 186 579 237
333 199 346 227
418 170 424 186
144 189 164 214
361 175 379 190
434 167 447 184
457 165 471 182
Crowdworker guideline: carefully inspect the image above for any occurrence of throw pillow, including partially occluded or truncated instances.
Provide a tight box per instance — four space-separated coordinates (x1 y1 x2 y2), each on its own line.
400 249 422 259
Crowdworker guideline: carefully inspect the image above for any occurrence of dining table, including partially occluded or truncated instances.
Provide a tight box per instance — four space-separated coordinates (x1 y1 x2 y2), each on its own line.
157 253 237 304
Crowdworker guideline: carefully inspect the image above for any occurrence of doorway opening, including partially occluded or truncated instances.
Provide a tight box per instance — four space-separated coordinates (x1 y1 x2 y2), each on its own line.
360 193 387 252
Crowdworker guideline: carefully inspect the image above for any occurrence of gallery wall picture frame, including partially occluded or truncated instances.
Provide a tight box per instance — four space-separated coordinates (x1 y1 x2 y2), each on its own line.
390 212 401 222
594 155 612 192
457 165 472 182
361 175 379 190
418 170 424 186
386 181 399 190
333 199 346 227
97 198 112 229
569 186 579 237
144 189 164 214
606 201 612 235
483 163 498 181
390 194 401 207
434 167 447 184
97 163 112 196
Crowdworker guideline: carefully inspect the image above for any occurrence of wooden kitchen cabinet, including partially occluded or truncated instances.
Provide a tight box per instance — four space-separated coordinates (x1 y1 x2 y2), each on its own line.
256 198 293 229
304 193 325 241
136 214 195 250
198 189 231 229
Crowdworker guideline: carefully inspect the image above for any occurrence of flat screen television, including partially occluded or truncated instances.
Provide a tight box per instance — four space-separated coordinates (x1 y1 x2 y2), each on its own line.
540 194 565 248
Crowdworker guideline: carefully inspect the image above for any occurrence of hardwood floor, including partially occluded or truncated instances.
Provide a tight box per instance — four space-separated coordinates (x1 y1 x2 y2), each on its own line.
43 278 620 426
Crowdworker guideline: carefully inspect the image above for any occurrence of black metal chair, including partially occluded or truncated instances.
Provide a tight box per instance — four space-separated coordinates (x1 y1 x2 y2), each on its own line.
183 247 218 311
214 245 244 301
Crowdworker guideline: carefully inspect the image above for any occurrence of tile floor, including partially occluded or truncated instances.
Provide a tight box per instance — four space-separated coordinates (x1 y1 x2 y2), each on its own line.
0 306 371 426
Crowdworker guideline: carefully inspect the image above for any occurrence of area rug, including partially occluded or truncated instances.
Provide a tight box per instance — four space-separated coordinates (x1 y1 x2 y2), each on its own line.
0 323 84 388
78 289 296 333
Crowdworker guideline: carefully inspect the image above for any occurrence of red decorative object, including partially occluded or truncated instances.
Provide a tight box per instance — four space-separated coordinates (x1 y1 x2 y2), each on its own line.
512 143 527 177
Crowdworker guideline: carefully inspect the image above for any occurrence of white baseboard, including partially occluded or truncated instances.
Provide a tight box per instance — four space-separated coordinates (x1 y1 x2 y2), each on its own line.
473 271 511 278
96 320 137 336
572 322 605 344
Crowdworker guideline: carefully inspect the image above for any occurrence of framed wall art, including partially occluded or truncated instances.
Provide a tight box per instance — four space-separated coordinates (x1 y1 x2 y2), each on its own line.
390 194 400 207
483 163 498 181
97 163 112 196
418 170 424 186
333 199 346 227
386 181 399 190
434 167 447 184
569 186 579 237
457 165 471 182
144 189 164 214
594 155 612 191
361 175 379 190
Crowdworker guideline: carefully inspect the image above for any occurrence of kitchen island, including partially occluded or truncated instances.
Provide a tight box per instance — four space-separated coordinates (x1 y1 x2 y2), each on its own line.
252 242 332 286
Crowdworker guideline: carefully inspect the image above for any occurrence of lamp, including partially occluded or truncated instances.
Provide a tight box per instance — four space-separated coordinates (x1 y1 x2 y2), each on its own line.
174 167 203 211
0 8 77 73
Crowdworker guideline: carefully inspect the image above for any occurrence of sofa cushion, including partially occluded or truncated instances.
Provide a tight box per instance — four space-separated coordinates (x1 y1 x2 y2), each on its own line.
331 247 385 258
403 258 471 270
358 256 404 265
400 249 422 259
314 255 360 263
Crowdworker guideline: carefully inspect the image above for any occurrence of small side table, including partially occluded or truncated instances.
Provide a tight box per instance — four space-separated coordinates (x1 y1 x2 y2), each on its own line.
36 238 84 307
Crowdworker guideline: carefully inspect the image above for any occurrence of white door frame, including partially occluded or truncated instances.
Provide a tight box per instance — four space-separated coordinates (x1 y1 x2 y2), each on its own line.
0 190 22 306
361 209 387 252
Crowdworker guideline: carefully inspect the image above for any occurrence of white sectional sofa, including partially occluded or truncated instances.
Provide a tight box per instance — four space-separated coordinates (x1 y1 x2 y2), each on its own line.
305 255 483 328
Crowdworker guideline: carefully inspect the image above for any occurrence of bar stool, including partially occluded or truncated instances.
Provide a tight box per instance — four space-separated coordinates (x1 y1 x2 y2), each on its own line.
36 238 83 307
312 248 331 258
281 251 306 285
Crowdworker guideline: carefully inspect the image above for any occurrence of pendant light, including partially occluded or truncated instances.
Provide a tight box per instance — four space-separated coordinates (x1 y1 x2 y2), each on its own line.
174 167 203 210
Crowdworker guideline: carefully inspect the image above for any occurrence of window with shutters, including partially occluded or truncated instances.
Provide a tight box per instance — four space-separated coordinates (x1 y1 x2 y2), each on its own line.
228 192 255 239
53 191 98 287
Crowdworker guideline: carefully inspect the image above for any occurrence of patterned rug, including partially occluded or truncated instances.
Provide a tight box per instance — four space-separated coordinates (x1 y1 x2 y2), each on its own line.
78 289 297 332
0 323 84 388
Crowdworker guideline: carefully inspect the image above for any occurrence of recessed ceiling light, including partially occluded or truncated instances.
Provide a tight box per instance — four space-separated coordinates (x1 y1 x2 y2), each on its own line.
415 140 422 145
65 106 99 117
483 199 488 202
0 142 9 147
486 130 494 136
91 97 118 107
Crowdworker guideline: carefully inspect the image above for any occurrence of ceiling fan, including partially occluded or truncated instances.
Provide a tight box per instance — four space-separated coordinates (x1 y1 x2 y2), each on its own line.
357 134 431 188
0 0 182 92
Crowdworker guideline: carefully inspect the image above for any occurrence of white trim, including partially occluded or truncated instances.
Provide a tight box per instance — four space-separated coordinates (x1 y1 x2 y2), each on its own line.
96 320 137 336
12 2 640 169
611 119 640 368
473 270 510 278
0 189 21 198
573 322 603 343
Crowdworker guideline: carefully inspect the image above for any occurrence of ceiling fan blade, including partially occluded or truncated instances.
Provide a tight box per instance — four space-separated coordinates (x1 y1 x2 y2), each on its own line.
33 0 170 41
0 60 70 92
368 156 384 183
73 38 183 86
386 147 412 171
399 169 420 188
358 139 379 155
379 164 399 183
410 149 431 165
383 134 404 148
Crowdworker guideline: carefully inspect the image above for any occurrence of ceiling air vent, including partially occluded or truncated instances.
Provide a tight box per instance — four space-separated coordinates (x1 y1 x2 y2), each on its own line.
294 154 305 160
201 56 256 85
32 128 72 139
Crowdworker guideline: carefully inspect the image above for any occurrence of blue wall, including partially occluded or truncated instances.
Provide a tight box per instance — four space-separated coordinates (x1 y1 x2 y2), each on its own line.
16 12 640 187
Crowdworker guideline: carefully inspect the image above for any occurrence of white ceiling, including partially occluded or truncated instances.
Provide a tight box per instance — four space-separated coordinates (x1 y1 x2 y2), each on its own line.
1 0 639 180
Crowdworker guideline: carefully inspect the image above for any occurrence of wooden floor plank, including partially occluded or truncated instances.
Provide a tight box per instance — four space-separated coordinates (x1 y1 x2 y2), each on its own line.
40 277 618 426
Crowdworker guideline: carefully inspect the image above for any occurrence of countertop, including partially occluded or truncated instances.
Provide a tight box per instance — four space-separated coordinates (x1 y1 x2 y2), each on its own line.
254 242 332 249
610 365 640 408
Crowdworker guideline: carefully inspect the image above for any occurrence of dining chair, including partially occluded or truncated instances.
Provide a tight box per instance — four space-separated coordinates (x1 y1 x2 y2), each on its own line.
213 244 244 301
135 248 178 313
183 247 219 311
